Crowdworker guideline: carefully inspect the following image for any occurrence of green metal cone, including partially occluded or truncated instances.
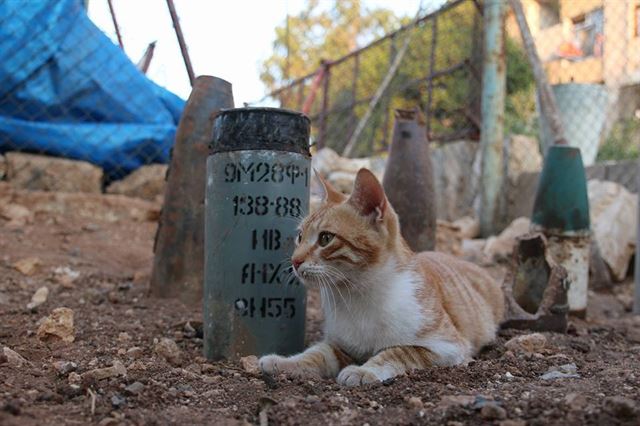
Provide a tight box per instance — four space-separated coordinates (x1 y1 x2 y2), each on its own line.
532 145 590 232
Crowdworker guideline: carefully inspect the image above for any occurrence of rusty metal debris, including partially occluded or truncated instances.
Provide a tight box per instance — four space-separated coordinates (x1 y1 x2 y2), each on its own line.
501 232 570 333
150 76 234 306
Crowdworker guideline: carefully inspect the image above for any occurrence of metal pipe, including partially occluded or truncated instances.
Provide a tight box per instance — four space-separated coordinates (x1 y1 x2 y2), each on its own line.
165 0 196 86
479 0 506 237
107 0 124 49
509 0 566 146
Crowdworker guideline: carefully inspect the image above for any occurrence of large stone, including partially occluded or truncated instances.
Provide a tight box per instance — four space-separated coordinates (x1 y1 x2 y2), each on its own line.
37 307 75 343
504 134 542 183
431 141 480 221
588 179 637 281
5 152 103 193
0 182 160 223
435 220 463 256
106 164 167 201
484 217 531 260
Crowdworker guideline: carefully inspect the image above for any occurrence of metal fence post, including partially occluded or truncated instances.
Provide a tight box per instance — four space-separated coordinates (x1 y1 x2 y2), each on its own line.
635 158 640 315
425 15 438 138
318 62 331 150
479 0 506 237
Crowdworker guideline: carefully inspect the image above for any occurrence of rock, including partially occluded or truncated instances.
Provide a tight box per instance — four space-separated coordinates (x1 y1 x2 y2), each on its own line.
505 134 542 184
588 180 637 281
461 239 489 263
431 140 480 221
13 257 41 276
240 355 259 374
26 286 49 311
52 361 77 375
124 381 144 395
68 372 82 385
154 338 182 366
480 402 507 420
540 363 580 380
326 171 357 194
504 333 547 354
118 332 131 343
2 399 21 415
106 164 167 201
604 396 637 419
5 152 103 193
52 267 80 288
126 346 144 359
2 346 28 368
37 307 75 343
0 154 5 180
438 395 476 409
499 420 526 426
111 394 126 408
82 360 127 381
564 392 588 410
407 396 424 410
0 203 33 227
435 220 463 256
627 327 640 344
484 217 531 260
312 148 382 179
453 216 480 239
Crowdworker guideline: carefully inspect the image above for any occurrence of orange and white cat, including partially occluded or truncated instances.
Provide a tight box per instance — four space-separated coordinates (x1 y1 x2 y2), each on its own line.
259 168 504 386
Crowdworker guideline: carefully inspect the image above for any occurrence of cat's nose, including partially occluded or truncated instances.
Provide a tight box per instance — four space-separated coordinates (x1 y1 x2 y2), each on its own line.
292 257 304 271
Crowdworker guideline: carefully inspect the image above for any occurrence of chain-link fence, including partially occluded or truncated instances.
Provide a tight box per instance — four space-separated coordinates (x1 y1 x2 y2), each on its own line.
0 0 183 184
505 0 640 166
253 0 483 158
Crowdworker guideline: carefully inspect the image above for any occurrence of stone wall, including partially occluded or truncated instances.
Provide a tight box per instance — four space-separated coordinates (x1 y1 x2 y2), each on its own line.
506 159 638 224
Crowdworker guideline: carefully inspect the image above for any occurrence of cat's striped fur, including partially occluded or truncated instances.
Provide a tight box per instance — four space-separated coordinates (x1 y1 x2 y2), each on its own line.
259 168 504 386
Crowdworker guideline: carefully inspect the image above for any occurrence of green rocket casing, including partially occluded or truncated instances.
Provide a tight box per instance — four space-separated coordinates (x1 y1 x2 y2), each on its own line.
204 108 310 360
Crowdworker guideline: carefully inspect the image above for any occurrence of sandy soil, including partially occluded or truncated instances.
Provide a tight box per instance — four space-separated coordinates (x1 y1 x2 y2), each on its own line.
1 186 639 425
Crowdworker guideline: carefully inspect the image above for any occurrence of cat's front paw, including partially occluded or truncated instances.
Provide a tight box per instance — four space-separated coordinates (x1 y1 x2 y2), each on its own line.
258 354 289 375
337 365 381 386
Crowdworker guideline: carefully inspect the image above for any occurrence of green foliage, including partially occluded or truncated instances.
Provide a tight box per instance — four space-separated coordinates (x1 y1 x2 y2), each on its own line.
596 119 640 162
260 0 399 92
261 0 536 155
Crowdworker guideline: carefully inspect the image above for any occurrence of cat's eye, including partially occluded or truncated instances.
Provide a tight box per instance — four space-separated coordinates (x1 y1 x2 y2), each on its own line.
295 231 302 245
317 231 335 247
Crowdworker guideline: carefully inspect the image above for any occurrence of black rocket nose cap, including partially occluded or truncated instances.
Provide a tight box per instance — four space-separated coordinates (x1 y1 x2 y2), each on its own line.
211 107 310 156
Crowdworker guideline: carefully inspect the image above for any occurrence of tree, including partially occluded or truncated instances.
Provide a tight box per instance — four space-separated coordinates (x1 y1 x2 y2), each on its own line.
260 0 400 93
261 0 534 156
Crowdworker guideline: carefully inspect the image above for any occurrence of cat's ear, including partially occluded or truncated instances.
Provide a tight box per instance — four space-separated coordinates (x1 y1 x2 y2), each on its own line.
314 169 346 204
348 168 386 221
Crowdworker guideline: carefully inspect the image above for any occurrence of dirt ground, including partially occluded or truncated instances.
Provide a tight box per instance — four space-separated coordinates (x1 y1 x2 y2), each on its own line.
1 185 639 426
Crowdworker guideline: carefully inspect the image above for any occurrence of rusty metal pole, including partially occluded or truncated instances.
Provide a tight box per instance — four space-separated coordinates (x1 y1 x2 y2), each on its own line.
383 109 436 251
107 0 124 49
479 0 506 237
509 0 566 146
150 76 234 305
165 0 196 86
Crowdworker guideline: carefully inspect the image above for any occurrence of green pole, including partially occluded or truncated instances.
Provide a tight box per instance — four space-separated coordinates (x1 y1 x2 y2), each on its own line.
479 0 506 236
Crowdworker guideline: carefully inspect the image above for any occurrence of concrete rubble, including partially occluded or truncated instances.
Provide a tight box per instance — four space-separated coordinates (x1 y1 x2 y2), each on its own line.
106 164 167 201
588 179 637 281
4 152 103 193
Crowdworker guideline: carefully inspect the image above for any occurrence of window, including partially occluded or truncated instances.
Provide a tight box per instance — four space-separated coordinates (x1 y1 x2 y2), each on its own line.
572 8 604 57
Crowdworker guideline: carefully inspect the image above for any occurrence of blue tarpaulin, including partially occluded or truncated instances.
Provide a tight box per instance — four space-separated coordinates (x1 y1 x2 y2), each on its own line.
0 0 185 179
